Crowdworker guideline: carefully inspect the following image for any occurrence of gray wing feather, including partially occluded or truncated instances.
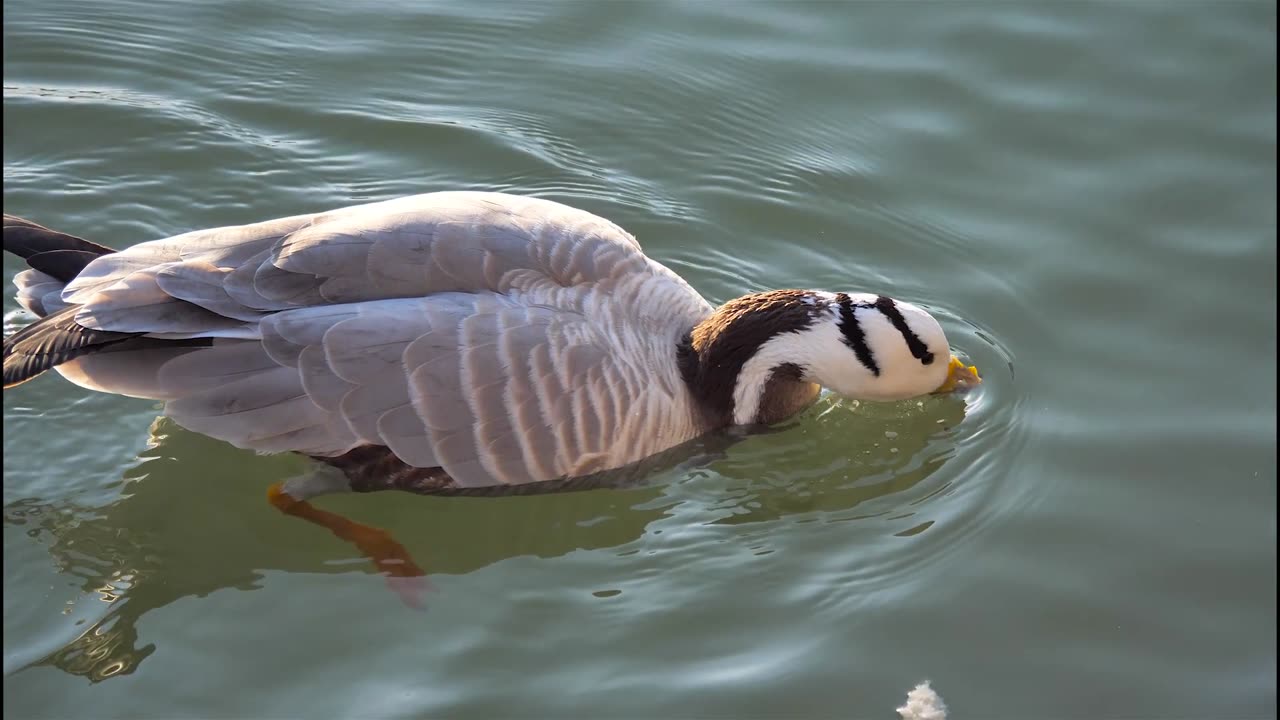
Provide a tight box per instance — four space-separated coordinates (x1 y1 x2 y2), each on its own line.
376 404 438 468
73 268 251 335
155 261 268 322
222 248 285 311
339 377 414 445
155 340 281 394
164 366 326 443
297 344 354 411
14 269 67 316
62 212 312 304
56 193 677 335
22 192 711 483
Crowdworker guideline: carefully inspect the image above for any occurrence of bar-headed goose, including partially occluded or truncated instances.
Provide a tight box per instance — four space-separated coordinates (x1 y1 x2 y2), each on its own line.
4 192 979 584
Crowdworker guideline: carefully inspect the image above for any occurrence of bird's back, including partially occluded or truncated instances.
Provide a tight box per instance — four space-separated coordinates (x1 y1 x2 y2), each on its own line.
6 192 716 487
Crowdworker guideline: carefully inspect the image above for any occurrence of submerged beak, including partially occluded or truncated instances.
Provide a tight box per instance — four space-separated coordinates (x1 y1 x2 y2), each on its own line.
935 355 981 393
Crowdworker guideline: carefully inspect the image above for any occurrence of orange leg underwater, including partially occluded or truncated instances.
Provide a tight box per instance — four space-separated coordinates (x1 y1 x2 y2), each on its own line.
267 480 431 609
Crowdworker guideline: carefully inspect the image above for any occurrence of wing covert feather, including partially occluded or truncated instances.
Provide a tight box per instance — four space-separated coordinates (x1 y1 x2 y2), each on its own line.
18 192 712 483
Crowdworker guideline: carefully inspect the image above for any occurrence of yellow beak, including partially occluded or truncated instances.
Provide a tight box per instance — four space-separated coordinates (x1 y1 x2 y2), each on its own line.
935 355 982 393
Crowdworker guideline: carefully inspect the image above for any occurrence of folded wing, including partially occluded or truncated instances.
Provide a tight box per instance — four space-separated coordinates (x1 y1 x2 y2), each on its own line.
61 192 665 335
41 192 711 486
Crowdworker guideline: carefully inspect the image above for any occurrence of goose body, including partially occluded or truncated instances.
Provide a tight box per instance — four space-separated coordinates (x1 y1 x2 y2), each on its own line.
4 192 978 494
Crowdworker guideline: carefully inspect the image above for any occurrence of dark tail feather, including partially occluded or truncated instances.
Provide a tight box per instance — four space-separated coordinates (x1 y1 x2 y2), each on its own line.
26 248 111 284
3 306 143 389
4 217 128 387
3 214 115 260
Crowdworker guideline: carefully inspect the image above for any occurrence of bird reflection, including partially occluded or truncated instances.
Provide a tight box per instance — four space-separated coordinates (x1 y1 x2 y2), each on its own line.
4 393 967 682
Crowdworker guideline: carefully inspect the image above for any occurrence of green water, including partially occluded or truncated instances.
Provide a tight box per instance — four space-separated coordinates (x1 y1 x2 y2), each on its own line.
3 2 1275 718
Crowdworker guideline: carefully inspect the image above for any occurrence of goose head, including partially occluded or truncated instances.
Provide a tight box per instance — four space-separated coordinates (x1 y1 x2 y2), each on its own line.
679 290 981 426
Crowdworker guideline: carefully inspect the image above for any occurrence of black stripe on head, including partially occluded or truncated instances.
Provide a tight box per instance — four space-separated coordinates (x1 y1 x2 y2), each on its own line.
873 295 936 365
835 292 880 376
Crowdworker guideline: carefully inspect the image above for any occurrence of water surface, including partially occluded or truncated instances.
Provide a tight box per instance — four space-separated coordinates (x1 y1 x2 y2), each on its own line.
3 1 1275 718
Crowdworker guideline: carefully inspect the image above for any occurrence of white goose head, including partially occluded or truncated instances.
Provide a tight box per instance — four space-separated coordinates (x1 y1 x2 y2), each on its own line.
679 290 980 427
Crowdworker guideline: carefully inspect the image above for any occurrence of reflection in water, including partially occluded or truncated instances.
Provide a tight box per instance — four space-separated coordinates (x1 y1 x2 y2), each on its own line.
38 616 151 683
702 396 968 527
4 393 968 682
5 498 156 683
